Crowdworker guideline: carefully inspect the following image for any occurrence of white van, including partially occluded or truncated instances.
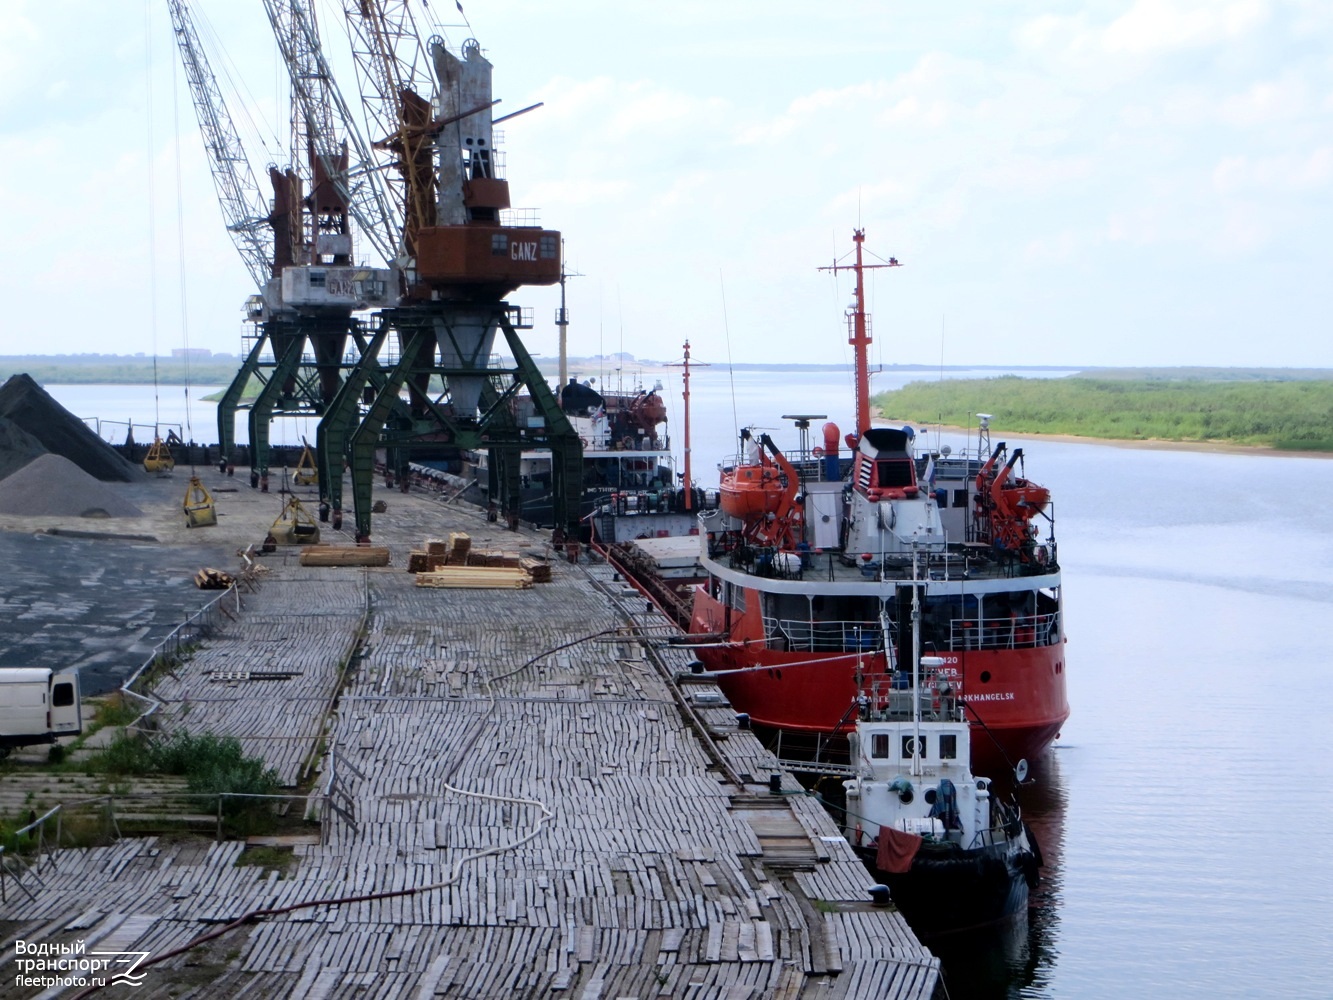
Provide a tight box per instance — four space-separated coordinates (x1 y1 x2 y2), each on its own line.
0 668 82 758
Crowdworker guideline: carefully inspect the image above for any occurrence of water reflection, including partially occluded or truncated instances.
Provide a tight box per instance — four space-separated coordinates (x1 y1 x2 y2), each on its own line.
932 751 1067 999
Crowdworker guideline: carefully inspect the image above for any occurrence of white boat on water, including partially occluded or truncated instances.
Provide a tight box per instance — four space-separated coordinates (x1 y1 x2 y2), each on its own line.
844 574 1042 938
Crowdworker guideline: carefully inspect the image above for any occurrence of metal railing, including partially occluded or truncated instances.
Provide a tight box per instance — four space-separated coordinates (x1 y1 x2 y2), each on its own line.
321 748 363 837
948 611 1061 650
0 805 65 903
761 617 890 653
119 584 244 734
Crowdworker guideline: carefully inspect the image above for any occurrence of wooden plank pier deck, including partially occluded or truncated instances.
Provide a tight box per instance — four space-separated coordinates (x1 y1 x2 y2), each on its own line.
0 479 937 999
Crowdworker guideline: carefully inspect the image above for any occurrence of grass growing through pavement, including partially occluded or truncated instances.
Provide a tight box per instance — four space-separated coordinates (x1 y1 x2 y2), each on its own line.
96 731 279 799
874 377 1333 450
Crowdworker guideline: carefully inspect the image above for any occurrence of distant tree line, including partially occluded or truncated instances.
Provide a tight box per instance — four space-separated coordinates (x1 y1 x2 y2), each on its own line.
0 357 241 386
873 376 1333 451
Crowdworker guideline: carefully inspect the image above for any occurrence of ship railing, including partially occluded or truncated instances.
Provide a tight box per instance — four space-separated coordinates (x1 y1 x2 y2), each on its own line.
762 616 888 653
861 672 962 721
596 488 720 517
949 611 1060 650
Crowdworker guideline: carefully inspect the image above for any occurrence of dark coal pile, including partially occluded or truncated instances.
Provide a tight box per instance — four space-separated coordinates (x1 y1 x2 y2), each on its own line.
0 453 144 518
0 373 143 482
0 416 49 480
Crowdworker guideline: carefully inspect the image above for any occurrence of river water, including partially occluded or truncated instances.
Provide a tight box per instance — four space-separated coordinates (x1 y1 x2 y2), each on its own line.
42 371 1333 997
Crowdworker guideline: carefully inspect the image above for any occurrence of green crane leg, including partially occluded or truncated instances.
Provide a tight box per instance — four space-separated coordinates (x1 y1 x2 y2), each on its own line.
495 316 583 541
246 335 307 491
348 330 433 541
216 333 268 475
317 322 391 527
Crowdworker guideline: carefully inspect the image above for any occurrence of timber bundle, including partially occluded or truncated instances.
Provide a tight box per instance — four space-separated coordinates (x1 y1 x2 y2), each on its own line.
408 532 552 589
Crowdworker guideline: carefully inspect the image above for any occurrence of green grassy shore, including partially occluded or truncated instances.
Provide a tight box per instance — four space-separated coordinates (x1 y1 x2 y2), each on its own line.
873 376 1333 452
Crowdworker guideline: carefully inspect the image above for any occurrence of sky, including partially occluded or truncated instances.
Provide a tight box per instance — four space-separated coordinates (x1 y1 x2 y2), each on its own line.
0 0 1329 368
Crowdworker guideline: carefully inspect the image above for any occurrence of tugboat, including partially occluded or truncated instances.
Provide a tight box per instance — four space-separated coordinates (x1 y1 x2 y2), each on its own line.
846 566 1041 937
686 229 1069 769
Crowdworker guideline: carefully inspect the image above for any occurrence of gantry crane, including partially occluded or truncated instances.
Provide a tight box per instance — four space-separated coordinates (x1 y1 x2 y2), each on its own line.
324 2 583 543
167 0 394 492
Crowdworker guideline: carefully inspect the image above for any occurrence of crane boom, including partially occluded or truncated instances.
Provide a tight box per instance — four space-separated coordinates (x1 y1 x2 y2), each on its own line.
165 0 274 292
340 0 438 259
262 0 401 267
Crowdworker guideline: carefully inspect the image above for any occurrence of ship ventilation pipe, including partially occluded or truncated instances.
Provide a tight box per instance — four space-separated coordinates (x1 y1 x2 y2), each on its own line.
822 422 841 481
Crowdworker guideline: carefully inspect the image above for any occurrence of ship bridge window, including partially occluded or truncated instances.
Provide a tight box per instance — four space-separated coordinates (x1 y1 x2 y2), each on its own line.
952 489 968 508
876 460 914 488
491 234 509 256
939 734 957 760
309 270 326 287
871 733 889 758
902 735 925 760
540 234 557 259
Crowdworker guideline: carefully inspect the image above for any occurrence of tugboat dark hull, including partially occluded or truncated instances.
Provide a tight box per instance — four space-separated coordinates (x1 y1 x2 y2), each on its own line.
864 831 1040 939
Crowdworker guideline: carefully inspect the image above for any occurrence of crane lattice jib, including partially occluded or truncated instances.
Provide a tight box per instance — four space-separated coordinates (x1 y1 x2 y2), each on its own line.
341 0 437 257
166 0 273 292
262 0 402 266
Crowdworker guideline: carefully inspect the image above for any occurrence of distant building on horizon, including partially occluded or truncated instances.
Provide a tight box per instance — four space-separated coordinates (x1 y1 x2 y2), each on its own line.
171 348 213 359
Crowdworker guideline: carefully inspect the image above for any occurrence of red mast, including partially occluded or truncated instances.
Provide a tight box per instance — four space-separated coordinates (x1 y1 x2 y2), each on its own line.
820 229 902 437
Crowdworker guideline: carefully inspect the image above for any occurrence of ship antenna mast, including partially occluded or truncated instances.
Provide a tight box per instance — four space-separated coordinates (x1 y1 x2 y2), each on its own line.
555 245 583 391
819 229 903 438
667 341 710 510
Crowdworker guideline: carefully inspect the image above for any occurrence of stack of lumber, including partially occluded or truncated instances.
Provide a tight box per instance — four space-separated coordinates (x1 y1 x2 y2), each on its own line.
298 545 391 568
447 531 471 563
520 556 552 583
193 567 234 589
414 565 532 589
470 549 520 567
407 533 547 587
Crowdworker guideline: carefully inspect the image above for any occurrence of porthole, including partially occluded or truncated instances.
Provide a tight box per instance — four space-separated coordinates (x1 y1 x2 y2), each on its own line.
980 670 992 683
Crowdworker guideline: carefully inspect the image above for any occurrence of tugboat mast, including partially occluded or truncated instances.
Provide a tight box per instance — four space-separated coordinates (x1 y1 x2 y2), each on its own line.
819 229 902 437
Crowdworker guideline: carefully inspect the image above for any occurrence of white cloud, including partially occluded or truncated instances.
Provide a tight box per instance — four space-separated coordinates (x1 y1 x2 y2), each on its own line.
1218 77 1309 125
1212 148 1333 193
1103 0 1271 54
0 4 39 103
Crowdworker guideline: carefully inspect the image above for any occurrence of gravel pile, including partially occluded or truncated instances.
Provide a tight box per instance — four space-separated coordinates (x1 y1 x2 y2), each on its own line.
0 417 49 479
0 374 143 482
0 454 144 518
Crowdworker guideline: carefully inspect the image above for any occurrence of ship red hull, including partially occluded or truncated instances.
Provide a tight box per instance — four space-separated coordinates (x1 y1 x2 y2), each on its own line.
691 588 1068 769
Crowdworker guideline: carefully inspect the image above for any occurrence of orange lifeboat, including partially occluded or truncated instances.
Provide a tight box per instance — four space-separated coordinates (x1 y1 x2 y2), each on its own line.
628 391 668 433
720 462 787 519
719 431 802 549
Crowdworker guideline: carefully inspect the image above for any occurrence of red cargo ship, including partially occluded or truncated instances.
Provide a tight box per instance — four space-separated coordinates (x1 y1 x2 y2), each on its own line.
687 230 1069 769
